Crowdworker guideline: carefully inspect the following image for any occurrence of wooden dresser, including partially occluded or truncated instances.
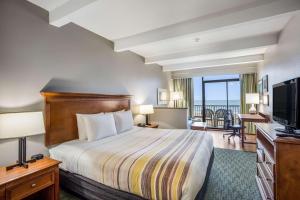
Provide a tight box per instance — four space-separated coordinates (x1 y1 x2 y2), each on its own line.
256 123 300 200
0 157 60 200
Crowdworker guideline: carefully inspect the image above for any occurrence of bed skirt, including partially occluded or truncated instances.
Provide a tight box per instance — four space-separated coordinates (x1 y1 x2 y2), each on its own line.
60 149 214 200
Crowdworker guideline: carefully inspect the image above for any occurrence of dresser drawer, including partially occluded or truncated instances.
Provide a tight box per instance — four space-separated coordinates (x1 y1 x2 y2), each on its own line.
257 148 264 163
256 175 273 200
257 163 274 200
6 171 54 200
0 186 5 200
261 163 274 193
264 151 274 175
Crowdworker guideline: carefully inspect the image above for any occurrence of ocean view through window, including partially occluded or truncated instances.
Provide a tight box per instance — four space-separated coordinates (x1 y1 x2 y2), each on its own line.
193 74 240 128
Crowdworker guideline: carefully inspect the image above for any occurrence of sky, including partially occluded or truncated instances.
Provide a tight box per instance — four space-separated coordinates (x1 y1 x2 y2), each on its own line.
193 74 240 104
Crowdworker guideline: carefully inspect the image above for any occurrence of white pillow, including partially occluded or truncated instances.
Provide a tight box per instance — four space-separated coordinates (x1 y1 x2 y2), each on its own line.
83 113 117 141
113 110 134 133
76 114 88 140
76 113 103 140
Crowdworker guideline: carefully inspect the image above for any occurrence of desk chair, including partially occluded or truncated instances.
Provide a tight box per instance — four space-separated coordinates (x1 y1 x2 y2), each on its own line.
223 110 244 140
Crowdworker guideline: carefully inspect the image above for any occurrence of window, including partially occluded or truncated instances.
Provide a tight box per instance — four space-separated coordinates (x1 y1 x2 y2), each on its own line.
193 74 240 128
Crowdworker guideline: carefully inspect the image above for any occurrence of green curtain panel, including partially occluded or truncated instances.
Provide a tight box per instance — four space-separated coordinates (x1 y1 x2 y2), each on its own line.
173 78 194 118
240 73 257 134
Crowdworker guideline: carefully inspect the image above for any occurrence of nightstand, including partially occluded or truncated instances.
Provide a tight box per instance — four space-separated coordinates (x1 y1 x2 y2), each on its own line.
0 157 60 200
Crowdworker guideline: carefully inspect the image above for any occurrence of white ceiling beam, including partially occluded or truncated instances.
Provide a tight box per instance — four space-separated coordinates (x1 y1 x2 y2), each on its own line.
145 33 277 65
172 63 258 79
163 55 264 72
49 0 97 27
114 0 300 52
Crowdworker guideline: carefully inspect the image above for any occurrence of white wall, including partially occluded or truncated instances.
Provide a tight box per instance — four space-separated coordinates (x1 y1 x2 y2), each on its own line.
150 108 189 129
258 13 300 115
0 0 170 166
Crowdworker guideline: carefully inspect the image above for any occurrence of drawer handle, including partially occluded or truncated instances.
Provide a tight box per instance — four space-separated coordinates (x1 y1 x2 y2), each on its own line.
266 161 272 165
31 183 37 188
266 178 272 182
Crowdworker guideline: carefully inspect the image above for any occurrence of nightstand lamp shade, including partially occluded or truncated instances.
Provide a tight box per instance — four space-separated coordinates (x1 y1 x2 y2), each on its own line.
139 105 154 115
0 111 45 170
0 112 45 139
246 93 259 114
139 105 154 125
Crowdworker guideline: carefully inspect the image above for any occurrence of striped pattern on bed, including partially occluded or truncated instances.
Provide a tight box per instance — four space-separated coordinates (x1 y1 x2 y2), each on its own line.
98 129 207 200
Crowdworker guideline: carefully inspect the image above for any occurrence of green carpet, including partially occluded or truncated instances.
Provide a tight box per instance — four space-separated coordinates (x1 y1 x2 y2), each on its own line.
61 148 261 200
203 148 261 200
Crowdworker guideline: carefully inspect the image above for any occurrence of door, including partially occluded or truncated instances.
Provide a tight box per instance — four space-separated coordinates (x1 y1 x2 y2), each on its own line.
201 75 240 128
204 81 227 128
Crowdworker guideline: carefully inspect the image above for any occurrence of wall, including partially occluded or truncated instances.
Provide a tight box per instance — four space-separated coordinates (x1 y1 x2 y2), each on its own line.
0 0 169 166
258 13 300 115
150 108 189 129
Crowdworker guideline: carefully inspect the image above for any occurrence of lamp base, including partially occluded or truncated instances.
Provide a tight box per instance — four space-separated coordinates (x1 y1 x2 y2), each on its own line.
249 104 257 114
6 159 36 171
5 137 36 171
145 114 150 125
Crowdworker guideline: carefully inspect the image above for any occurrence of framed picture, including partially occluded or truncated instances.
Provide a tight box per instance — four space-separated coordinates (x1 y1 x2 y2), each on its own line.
262 75 268 93
258 79 263 104
263 95 269 106
157 88 168 105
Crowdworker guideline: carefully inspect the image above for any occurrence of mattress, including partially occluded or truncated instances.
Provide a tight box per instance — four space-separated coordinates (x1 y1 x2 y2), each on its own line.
50 127 213 200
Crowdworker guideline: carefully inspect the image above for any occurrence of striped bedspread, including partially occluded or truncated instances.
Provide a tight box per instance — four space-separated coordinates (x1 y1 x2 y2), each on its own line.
50 127 213 200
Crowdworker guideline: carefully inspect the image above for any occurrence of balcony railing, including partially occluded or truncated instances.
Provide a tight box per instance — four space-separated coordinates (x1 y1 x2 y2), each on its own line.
193 104 240 128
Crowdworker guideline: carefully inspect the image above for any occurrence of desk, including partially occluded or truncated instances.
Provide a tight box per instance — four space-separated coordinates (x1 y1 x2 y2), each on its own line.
238 114 268 147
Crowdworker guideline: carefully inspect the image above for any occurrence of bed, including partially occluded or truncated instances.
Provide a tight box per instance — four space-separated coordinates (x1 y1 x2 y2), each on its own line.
41 91 214 200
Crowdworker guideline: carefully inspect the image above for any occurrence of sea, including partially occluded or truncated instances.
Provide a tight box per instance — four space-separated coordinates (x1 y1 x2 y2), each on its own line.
194 100 240 106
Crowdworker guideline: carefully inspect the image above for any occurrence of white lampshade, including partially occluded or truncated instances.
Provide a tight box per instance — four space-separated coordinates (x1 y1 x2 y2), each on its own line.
139 105 154 115
246 93 259 104
170 91 183 101
0 112 45 139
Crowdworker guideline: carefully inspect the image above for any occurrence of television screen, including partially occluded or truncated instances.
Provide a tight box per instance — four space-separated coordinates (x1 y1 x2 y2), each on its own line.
273 80 297 128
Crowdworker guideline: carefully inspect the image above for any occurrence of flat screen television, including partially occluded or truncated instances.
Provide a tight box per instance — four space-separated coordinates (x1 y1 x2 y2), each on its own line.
273 77 300 133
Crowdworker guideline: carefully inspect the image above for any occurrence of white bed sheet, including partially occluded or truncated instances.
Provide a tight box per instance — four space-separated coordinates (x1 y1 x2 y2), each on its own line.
50 127 213 200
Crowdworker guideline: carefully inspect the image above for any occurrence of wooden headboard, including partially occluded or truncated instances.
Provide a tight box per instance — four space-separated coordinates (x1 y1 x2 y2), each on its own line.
41 91 132 147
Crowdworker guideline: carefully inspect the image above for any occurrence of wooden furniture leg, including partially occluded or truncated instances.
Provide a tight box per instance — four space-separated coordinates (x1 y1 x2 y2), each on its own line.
241 119 245 147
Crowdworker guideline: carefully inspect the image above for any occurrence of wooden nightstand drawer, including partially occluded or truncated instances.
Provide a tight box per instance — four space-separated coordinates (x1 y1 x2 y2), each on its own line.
6 171 54 200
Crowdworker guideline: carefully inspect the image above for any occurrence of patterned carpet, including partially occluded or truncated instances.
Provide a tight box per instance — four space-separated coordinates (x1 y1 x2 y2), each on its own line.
60 148 261 200
203 148 261 200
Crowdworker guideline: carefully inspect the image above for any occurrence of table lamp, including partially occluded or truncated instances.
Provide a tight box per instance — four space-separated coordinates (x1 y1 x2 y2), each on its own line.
246 93 259 114
139 105 154 125
0 111 45 170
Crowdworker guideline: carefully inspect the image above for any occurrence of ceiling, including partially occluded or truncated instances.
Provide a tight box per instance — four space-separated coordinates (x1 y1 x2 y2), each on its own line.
28 0 300 73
